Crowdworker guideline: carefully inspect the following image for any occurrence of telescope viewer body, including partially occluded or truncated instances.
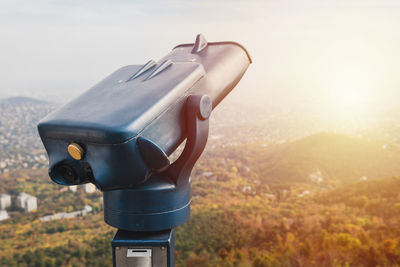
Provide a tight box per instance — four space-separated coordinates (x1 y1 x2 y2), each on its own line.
38 34 251 192
38 34 250 266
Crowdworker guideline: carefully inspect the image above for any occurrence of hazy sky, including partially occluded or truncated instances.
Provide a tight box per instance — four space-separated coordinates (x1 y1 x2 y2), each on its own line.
1 0 400 112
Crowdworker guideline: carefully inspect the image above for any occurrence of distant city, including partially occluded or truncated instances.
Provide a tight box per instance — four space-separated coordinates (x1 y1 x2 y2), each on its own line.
0 97 102 223
2 95 400 175
0 97 55 174
0 95 320 175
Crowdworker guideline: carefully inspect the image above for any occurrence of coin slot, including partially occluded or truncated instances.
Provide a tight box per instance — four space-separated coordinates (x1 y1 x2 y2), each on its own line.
127 248 152 257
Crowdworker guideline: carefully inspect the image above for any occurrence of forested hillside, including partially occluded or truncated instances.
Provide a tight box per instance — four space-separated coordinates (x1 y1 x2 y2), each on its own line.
211 132 400 185
1 147 400 266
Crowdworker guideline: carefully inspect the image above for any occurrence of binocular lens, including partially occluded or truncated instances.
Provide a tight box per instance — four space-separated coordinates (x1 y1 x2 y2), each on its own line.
51 163 78 185
50 161 95 186
58 164 77 183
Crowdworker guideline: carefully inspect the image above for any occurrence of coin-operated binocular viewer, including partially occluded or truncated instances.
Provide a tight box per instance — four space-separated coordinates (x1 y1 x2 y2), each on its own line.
38 34 251 267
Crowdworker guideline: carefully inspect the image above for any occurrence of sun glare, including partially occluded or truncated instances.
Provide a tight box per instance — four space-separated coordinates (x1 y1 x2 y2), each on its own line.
316 64 378 123
323 87 373 126
328 87 370 112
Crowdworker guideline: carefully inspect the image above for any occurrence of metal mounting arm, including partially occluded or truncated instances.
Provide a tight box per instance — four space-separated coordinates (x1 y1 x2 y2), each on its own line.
163 95 212 186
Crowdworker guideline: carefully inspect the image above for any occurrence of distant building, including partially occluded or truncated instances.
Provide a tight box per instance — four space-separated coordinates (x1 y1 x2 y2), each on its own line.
0 210 9 221
40 212 70 222
82 205 93 214
264 193 276 200
242 186 256 195
309 169 324 184
298 190 310 198
0 162 6 169
39 205 93 222
0 194 11 210
17 193 37 212
202 172 214 177
69 185 78 192
82 183 96 193
242 185 252 193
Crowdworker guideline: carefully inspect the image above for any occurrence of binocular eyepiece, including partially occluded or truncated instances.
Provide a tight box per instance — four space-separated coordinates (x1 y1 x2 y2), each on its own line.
50 159 93 185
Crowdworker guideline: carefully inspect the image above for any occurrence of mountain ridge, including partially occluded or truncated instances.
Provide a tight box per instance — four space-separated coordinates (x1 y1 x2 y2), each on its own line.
0 96 48 105
220 132 400 185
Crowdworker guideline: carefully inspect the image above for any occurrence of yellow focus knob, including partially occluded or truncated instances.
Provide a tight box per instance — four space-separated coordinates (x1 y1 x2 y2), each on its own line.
67 143 84 160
